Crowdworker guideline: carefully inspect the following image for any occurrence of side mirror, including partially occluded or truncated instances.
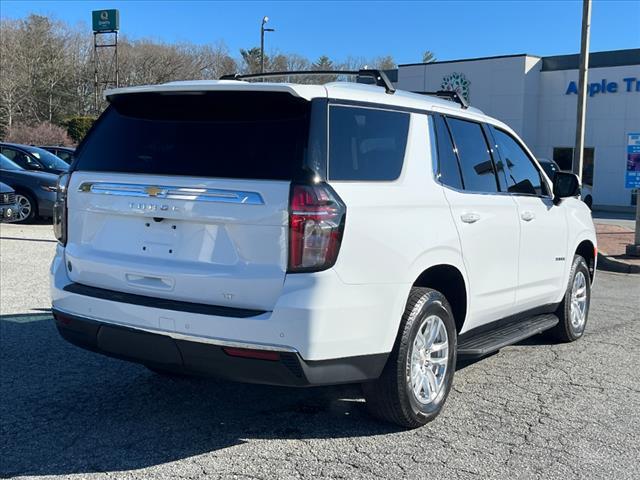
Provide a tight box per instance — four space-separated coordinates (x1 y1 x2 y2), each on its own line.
553 172 581 204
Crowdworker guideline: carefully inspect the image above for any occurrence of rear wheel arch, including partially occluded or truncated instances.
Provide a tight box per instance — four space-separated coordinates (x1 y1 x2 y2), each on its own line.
412 264 467 333
575 239 596 281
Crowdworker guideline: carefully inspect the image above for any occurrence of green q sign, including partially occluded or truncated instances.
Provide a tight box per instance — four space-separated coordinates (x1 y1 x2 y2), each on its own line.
92 9 119 32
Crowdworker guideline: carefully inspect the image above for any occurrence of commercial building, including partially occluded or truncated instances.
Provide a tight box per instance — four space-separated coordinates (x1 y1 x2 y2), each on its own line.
396 49 640 209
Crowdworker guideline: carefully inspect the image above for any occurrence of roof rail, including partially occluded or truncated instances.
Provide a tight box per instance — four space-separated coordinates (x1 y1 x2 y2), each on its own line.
219 69 396 94
413 90 469 109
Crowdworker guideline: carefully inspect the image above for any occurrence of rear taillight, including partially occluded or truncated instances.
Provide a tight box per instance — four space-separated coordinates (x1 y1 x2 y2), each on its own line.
288 183 346 273
53 173 70 245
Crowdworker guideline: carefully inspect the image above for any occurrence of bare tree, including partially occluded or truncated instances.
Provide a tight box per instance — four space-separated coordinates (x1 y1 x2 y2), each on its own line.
0 19 26 135
0 11 410 141
370 55 396 70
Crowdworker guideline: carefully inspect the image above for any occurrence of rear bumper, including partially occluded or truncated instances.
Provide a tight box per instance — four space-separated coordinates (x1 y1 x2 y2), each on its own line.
53 309 388 386
51 245 408 362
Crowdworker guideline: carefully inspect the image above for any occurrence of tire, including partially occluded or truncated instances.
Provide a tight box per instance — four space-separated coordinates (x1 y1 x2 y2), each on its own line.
362 287 457 428
584 195 593 210
550 255 591 342
14 192 37 224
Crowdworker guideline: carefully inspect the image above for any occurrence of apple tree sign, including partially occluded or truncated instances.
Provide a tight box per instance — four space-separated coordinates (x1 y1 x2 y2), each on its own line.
441 73 471 102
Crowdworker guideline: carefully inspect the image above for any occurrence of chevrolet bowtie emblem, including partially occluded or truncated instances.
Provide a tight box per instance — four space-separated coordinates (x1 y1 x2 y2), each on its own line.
145 186 163 197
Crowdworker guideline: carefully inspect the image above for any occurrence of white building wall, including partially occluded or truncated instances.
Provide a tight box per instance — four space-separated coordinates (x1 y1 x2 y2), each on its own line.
522 56 542 151
536 65 640 207
399 56 533 141
398 56 640 208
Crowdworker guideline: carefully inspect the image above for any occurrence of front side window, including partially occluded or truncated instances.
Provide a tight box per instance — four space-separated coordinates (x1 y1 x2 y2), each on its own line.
328 106 410 181
445 117 498 193
493 129 547 196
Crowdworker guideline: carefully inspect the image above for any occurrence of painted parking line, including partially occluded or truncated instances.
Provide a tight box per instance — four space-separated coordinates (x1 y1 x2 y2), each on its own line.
0 313 53 323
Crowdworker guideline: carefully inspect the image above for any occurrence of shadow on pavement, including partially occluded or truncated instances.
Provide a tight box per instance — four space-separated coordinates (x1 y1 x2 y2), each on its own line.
0 316 402 478
0 236 57 243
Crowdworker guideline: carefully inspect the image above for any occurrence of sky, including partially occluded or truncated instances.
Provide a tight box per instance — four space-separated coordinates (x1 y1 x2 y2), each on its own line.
1 0 639 64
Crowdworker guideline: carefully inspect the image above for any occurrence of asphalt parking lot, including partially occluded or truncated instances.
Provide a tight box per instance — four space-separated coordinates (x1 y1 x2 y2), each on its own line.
1 223 639 479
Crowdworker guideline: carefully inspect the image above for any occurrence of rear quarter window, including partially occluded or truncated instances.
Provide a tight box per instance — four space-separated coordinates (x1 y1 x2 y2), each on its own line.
328 106 410 181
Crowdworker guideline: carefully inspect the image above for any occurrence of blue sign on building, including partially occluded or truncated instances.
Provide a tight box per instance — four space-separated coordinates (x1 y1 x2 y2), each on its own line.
625 133 640 189
566 77 640 97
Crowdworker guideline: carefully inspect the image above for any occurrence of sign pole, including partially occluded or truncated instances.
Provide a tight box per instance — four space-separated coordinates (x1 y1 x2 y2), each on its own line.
635 199 640 246
572 0 592 181
626 195 640 257
91 9 120 112
93 32 99 113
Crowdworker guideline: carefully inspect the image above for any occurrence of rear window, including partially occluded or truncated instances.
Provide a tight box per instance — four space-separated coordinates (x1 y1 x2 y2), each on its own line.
75 92 325 181
24 146 69 171
328 106 410 181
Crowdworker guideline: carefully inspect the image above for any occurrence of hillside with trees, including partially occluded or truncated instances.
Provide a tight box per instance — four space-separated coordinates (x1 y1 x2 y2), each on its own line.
0 14 428 145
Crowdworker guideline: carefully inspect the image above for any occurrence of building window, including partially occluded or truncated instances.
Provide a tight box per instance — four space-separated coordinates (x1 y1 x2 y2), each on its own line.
552 147 594 186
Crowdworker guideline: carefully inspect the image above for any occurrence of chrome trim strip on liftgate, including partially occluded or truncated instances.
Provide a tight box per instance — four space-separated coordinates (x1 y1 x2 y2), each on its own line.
78 182 265 205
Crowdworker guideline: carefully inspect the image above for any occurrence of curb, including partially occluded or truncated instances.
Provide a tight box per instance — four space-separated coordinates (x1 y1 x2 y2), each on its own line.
596 252 640 274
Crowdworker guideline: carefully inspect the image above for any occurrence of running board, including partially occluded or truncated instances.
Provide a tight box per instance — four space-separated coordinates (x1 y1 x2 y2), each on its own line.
458 314 559 358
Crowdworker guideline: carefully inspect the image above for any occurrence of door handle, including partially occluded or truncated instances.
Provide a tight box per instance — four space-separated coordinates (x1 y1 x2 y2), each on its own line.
521 210 535 222
460 212 481 224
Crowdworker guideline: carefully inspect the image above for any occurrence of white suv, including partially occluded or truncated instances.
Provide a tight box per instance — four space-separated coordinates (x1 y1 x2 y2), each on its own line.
50 71 596 428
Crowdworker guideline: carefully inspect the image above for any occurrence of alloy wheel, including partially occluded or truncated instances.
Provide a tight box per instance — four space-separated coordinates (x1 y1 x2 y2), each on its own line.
408 315 449 405
570 271 588 330
15 194 32 222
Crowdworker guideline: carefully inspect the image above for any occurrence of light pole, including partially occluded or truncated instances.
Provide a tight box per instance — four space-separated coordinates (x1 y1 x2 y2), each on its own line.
572 0 592 181
260 16 274 74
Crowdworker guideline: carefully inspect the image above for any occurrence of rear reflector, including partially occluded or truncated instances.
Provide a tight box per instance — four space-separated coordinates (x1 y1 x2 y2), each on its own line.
54 313 72 325
222 347 280 361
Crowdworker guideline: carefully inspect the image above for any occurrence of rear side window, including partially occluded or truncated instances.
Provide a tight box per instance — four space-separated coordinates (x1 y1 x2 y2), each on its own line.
433 115 463 189
75 92 321 181
328 106 410 181
445 118 498 193
493 128 548 196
